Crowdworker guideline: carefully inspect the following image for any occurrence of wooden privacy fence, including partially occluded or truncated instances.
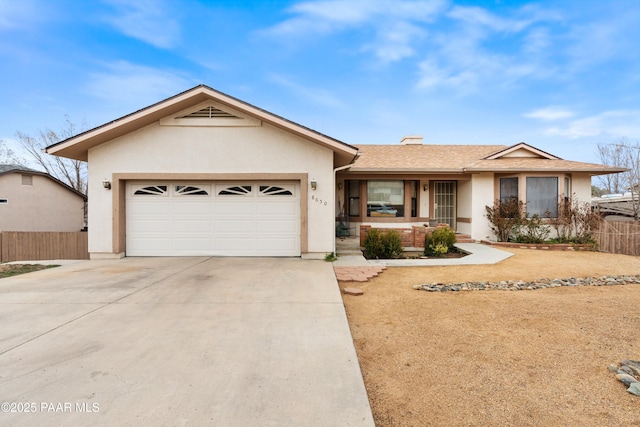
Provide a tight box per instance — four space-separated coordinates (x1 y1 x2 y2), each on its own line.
594 221 640 256
0 232 89 263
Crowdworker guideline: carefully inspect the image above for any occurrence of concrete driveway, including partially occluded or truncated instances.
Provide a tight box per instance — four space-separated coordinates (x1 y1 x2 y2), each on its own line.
0 257 373 426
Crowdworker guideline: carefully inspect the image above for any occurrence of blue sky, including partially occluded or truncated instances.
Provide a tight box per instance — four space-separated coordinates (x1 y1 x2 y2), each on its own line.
1 0 638 164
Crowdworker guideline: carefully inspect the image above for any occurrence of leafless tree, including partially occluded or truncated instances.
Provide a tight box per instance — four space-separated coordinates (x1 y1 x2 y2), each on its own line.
15 117 87 195
596 138 640 219
0 139 25 165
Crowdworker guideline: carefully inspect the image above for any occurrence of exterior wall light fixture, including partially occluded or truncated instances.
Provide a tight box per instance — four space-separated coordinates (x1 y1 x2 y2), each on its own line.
102 180 112 190
310 179 317 191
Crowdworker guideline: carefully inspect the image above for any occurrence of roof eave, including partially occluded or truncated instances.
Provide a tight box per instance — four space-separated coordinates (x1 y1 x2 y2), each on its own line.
45 84 358 163
465 167 628 175
346 168 466 174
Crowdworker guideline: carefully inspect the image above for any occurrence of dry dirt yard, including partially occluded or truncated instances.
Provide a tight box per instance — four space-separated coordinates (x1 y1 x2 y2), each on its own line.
339 248 640 427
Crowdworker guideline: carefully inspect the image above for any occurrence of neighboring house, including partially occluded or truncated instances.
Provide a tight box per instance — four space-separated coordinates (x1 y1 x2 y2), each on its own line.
45 85 623 259
0 164 87 232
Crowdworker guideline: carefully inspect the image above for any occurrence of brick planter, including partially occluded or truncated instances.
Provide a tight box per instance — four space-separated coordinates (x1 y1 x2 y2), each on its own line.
360 224 449 248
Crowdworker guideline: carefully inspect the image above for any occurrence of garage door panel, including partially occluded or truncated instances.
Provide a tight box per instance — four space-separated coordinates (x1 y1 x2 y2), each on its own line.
215 237 256 252
129 202 172 217
255 220 298 234
172 219 214 233
256 200 297 213
127 237 172 253
215 201 256 216
128 220 170 234
173 237 213 253
172 201 212 216
126 181 299 256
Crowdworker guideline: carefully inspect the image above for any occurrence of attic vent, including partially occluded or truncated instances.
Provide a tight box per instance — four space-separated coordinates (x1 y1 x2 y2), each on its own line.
179 106 240 119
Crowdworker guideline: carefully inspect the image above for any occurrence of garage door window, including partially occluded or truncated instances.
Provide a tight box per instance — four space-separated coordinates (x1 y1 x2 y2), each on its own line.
218 185 252 196
175 185 209 196
260 185 293 196
134 185 168 196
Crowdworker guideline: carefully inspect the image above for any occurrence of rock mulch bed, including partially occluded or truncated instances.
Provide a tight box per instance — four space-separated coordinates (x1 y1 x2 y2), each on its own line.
608 360 640 396
413 274 640 292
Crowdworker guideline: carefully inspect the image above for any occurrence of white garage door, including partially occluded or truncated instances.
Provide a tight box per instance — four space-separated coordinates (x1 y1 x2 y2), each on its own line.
126 181 300 256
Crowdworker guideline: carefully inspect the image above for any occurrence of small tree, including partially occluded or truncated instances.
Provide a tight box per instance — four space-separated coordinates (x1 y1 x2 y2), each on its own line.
15 117 87 195
485 198 527 242
0 139 25 165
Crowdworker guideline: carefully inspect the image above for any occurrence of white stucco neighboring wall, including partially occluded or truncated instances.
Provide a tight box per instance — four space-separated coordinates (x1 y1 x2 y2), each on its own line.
87 121 336 257
469 173 495 241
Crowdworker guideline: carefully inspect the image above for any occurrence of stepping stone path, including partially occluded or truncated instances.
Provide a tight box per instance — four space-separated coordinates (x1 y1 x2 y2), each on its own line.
333 266 386 282
608 360 640 396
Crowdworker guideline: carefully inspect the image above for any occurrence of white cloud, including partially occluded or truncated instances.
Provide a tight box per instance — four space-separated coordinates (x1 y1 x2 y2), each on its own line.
84 61 192 108
101 0 180 49
261 0 448 63
415 3 561 93
447 4 560 33
544 110 640 139
524 107 576 121
269 75 344 109
0 0 44 30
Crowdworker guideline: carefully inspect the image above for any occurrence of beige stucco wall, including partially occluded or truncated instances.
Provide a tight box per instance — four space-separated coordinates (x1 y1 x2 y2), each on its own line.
456 179 473 236
469 173 495 241
87 120 335 257
0 173 85 231
571 173 593 204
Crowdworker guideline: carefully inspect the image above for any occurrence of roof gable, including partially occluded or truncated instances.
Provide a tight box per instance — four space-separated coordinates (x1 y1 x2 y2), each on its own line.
0 164 87 199
484 142 559 160
45 85 358 166
159 100 261 127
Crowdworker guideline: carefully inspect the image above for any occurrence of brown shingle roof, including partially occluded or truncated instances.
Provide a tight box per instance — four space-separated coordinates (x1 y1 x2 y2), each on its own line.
352 144 506 171
350 144 625 175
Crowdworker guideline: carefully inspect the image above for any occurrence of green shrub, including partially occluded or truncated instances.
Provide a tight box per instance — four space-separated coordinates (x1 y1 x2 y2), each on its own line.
363 229 384 259
363 229 404 259
424 226 457 256
382 229 404 259
324 252 337 262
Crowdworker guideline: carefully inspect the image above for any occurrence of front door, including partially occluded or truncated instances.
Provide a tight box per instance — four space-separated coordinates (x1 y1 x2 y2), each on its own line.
433 181 456 229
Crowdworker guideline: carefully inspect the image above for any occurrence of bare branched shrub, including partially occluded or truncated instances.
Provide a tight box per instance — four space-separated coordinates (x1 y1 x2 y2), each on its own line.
485 199 527 242
548 195 603 244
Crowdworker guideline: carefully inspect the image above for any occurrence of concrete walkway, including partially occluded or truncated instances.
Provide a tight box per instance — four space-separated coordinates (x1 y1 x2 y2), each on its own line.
334 242 514 277
367 243 514 266
0 257 374 426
